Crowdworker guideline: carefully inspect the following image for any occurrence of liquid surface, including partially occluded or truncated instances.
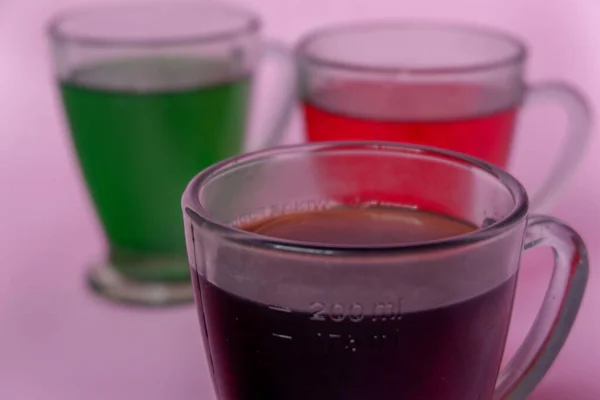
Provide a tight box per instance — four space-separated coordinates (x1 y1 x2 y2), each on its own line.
192 207 517 400
61 58 250 280
304 81 518 167
243 206 476 245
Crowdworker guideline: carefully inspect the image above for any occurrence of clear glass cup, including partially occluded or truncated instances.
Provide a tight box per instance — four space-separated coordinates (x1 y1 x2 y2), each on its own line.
183 142 588 400
297 21 592 212
48 2 295 306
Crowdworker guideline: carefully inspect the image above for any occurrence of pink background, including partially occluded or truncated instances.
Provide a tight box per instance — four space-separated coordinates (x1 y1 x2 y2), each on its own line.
1 0 599 398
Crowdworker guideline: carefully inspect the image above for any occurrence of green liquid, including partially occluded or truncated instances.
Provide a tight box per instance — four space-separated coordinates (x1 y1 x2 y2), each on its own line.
61 59 250 281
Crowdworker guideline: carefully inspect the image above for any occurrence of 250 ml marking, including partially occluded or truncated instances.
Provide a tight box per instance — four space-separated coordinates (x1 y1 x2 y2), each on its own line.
309 299 403 323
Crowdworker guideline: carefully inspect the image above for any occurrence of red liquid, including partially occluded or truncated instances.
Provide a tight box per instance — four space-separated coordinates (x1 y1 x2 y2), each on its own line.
304 82 519 167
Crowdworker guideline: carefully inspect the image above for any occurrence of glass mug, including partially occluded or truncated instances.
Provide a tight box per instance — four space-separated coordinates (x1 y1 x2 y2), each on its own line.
297 22 592 211
49 2 294 306
182 142 588 400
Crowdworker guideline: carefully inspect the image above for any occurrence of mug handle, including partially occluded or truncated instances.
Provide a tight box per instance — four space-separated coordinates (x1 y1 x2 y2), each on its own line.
493 215 589 399
246 40 297 152
520 83 592 212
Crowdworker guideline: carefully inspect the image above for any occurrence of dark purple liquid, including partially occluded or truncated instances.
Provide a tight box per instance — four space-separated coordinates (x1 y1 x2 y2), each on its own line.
191 208 518 400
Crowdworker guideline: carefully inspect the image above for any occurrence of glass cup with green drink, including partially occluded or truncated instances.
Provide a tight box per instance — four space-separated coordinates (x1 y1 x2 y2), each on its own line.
48 2 295 306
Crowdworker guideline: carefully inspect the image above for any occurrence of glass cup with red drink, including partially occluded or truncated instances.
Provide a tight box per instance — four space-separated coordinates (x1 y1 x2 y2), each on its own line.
297 22 591 211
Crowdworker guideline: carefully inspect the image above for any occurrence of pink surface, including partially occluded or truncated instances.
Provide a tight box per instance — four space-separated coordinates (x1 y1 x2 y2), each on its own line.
0 0 599 398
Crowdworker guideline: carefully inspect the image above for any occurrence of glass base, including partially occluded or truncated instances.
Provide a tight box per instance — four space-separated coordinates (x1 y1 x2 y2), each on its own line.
86 263 194 307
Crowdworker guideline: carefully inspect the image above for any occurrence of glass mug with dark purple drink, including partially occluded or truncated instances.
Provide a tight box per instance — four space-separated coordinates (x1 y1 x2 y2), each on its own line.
297 22 592 211
182 142 588 400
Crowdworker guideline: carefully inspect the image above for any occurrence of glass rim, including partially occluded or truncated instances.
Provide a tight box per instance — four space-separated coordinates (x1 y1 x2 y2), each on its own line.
47 1 261 48
183 142 529 256
295 20 528 75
